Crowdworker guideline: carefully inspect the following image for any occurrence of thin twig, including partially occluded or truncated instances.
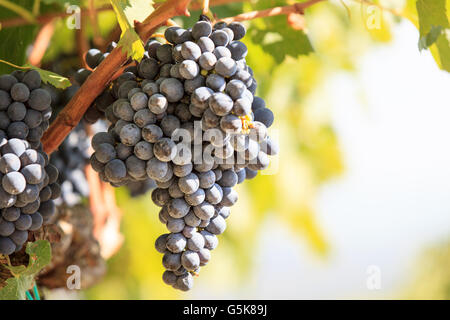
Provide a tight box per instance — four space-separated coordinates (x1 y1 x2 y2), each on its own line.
220 0 326 23
0 59 30 70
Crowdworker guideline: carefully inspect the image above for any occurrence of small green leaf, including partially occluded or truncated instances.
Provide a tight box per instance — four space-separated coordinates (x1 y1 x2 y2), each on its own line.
419 25 443 50
118 29 146 62
0 275 34 300
0 240 52 300
110 0 145 62
23 240 52 275
247 0 314 64
416 0 450 71
24 65 71 89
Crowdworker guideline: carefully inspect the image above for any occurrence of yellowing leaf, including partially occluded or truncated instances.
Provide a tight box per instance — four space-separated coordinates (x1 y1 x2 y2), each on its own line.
110 0 145 62
118 29 146 62
416 0 450 71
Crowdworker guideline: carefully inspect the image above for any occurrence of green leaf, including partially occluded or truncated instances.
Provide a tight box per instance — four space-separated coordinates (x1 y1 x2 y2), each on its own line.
0 275 34 300
0 240 52 300
416 0 450 71
117 28 146 62
249 16 314 64
247 0 314 64
110 0 146 62
22 65 71 89
0 0 38 74
419 25 443 50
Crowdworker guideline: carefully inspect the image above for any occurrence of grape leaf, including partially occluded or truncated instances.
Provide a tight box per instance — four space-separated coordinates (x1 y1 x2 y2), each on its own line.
0 240 52 300
23 65 71 89
249 15 314 64
247 0 314 64
419 25 443 50
110 0 146 62
416 0 450 71
0 0 38 74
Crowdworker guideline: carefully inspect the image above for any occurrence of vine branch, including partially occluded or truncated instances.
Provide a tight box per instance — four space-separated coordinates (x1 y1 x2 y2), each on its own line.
0 0 243 29
220 0 326 23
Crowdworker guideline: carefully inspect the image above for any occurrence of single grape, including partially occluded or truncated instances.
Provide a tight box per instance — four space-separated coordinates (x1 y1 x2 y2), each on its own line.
160 78 184 102
104 159 127 183
206 74 226 92
253 107 274 128
7 102 26 121
142 124 163 143
168 198 190 218
197 37 215 53
2 171 26 194
209 93 233 117
192 21 212 40
146 157 169 181
179 60 200 80
120 123 141 146
215 57 237 77
181 41 202 61
166 233 187 253
138 58 160 79
22 70 41 90
205 183 223 204
213 46 232 59
210 30 230 47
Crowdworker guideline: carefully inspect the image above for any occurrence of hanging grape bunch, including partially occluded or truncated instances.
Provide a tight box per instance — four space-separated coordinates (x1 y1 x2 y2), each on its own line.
0 70 60 255
89 18 277 291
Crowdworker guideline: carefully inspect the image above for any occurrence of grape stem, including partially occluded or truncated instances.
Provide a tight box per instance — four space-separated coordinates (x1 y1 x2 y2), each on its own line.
0 59 30 70
220 0 326 23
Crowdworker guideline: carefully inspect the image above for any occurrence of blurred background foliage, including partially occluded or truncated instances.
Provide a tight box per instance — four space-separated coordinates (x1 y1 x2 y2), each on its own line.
0 0 449 299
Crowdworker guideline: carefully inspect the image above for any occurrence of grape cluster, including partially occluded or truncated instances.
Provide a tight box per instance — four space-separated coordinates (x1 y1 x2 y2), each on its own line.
89 19 277 291
0 70 53 149
0 70 60 255
50 124 90 206
50 120 154 205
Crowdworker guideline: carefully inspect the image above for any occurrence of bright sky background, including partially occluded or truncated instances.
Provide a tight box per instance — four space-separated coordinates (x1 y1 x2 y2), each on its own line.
192 20 450 299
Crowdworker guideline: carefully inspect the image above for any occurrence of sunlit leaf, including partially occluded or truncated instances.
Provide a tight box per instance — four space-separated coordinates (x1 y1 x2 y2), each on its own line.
416 0 450 71
0 240 52 300
110 0 146 62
